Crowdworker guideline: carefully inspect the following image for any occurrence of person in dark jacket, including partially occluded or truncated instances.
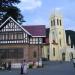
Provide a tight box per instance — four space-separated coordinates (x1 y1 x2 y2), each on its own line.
4 62 6 70
20 61 24 74
8 61 11 71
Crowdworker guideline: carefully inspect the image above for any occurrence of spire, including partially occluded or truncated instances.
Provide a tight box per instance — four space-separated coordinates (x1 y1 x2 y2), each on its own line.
51 8 62 18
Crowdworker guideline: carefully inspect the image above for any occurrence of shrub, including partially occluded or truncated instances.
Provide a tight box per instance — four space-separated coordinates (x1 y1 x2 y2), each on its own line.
29 64 33 68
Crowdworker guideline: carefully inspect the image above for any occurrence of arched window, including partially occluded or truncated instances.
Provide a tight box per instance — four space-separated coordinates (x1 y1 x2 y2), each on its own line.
60 20 61 26
52 31 55 40
53 48 55 56
62 53 65 61
53 19 55 26
70 52 73 60
57 19 59 25
51 20 53 26
60 39 61 46
47 48 49 60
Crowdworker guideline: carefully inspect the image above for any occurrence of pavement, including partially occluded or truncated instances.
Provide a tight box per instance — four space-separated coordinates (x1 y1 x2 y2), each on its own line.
0 61 75 75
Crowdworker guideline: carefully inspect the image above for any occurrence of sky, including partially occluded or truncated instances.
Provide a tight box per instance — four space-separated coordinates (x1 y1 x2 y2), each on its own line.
17 0 75 31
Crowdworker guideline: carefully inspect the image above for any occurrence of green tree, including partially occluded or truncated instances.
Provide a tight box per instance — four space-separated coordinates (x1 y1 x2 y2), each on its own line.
0 0 24 24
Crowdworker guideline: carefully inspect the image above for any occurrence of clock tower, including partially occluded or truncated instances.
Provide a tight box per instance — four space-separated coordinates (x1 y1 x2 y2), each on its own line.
49 10 66 61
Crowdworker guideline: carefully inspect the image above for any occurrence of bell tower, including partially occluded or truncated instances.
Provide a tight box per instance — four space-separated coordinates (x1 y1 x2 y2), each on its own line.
49 10 66 61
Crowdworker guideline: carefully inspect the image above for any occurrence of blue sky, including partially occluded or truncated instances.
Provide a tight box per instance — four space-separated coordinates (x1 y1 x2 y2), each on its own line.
17 0 75 31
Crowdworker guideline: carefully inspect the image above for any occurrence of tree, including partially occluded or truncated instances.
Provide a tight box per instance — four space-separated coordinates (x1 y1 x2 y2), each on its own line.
0 0 24 24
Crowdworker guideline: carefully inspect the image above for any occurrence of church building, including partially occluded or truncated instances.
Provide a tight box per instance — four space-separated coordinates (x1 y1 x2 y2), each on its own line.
49 10 75 61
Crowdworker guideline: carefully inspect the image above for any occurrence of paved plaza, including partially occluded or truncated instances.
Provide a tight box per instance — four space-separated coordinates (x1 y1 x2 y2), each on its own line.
0 61 75 75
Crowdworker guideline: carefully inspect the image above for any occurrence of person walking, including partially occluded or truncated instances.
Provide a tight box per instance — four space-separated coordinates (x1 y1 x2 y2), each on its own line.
21 61 24 74
4 62 6 70
6 62 8 70
23 60 28 74
8 61 11 71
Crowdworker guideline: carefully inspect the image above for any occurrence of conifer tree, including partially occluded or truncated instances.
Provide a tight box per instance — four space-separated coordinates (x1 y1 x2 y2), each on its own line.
0 0 24 24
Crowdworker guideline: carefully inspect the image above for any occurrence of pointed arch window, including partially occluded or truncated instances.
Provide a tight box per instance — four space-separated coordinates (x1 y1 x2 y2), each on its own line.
60 20 62 26
60 39 61 46
52 31 56 41
51 20 53 26
70 52 73 59
53 19 55 26
57 19 59 25
53 48 55 56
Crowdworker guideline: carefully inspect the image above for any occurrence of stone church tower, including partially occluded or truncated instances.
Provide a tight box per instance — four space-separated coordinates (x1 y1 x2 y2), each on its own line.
49 10 66 61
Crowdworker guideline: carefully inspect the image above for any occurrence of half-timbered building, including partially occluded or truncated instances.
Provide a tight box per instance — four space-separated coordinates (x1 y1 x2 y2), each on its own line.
0 17 46 64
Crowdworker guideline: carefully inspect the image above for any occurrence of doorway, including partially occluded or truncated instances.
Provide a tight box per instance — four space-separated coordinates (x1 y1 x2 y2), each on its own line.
70 52 73 60
62 53 65 61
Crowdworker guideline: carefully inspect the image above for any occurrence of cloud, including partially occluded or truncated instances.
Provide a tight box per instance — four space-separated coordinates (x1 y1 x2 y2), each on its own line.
18 0 42 10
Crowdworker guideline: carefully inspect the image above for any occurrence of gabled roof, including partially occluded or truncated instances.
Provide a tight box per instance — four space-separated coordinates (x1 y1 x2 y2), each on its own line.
0 17 31 35
23 25 46 37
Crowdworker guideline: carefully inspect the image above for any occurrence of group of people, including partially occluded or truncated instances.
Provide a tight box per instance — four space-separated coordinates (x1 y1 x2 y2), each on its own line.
2 61 11 70
20 60 28 75
1 60 28 74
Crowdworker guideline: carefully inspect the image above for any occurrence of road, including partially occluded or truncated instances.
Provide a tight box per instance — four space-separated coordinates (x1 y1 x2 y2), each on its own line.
0 61 75 75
